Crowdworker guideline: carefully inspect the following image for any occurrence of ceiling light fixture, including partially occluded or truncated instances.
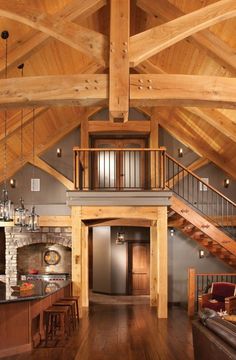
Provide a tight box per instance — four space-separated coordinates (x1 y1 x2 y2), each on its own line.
27 109 39 231
14 63 29 229
0 30 14 222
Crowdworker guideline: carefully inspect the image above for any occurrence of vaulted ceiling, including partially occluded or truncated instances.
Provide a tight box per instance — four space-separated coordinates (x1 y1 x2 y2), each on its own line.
0 0 235 184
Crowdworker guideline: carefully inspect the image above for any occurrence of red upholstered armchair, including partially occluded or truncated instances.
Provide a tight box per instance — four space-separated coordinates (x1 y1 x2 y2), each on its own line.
198 282 236 314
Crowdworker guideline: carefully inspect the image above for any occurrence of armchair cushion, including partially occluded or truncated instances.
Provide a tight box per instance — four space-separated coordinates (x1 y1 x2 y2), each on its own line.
211 282 236 299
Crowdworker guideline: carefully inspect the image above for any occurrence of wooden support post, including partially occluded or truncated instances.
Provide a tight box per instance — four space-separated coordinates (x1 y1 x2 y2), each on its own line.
188 267 196 317
109 0 130 122
157 206 168 318
71 207 82 311
150 220 158 306
81 221 89 308
80 118 89 190
150 110 159 189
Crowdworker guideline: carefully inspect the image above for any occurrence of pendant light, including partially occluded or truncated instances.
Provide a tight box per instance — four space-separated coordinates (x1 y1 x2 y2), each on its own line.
0 30 14 222
27 109 39 231
14 64 29 228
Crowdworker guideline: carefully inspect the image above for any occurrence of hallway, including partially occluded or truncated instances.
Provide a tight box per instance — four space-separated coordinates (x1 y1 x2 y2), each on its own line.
4 303 194 360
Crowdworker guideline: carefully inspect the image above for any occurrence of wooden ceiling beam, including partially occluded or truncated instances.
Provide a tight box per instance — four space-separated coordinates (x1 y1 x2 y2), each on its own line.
29 156 74 190
130 74 236 108
109 0 130 122
88 120 150 133
137 0 236 74
130 0 236 66
0 0 108 66
0 74 235 109
135 60 236 143
0 0 107 76
0 74 108 108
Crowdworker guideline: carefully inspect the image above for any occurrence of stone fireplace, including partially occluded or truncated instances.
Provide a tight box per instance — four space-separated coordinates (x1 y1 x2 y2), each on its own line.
4 226 72 287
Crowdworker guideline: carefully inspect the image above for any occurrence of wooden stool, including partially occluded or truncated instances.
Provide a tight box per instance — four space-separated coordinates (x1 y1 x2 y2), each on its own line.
61 296 80 324
44 306 70 346
54 300 76 331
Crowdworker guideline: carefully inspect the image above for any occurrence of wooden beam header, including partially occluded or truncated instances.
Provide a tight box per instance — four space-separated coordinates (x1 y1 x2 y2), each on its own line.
0 74 235 109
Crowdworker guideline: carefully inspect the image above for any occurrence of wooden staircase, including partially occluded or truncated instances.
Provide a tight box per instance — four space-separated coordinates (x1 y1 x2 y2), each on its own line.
169 196 236 269
165 153 236 270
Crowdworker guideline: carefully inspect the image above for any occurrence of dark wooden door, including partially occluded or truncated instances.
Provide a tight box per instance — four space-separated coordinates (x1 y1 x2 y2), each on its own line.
92 138 146 190
128 242 150 295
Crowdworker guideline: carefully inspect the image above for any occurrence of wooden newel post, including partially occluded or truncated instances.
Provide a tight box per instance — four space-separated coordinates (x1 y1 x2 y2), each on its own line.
188 267 196 317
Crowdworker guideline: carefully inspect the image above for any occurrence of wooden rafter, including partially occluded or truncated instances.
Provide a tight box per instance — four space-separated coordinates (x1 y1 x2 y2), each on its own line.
0 108 48 144
137 0 236 74
109 0 130 121
0 0 107 76
135 60 236 143
130 0 236 66
0 108 89 184
0 74 235 109
0 0 108 66
29 156 74 190
156 108 236 179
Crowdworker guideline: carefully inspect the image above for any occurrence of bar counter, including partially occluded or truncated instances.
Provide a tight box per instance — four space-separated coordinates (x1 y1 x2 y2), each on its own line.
0 280 71 358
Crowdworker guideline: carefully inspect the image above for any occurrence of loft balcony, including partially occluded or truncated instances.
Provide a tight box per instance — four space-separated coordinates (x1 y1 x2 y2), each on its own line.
66 148 236 239
67 147 172 207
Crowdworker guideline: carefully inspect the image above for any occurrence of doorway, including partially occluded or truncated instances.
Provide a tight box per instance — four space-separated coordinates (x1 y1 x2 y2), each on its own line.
92 137 147 190
127 242 150 295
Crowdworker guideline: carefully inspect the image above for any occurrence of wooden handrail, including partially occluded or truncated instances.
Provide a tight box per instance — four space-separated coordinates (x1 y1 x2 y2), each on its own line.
166 153 236 207
196 272 236 276
73 147 166 151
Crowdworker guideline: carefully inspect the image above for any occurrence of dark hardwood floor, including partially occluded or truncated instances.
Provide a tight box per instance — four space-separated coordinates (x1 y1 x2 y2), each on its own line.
3 303 194 360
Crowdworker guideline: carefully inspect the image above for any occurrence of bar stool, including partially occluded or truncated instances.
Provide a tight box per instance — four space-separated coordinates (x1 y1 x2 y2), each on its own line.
53 300 76 331
44 305 70 346
61 296 80 324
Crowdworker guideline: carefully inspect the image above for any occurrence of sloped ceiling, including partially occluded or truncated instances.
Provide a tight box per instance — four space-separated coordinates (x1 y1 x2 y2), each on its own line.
0 0 235 183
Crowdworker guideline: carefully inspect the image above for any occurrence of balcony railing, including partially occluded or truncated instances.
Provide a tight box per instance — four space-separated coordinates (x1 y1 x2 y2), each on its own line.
73 148 235 239
73 147 166 191
165 154 236 239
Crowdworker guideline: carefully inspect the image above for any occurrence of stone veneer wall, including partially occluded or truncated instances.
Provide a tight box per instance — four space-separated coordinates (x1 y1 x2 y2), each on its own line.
4 226 72 286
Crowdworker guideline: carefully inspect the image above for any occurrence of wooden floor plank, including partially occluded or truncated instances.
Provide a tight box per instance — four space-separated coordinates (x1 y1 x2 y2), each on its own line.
3 303 194 360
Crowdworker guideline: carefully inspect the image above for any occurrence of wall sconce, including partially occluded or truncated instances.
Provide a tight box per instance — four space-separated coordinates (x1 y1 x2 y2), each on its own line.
224 179 230 188
178 148 183 157
199 249 205 259
170 228 175 237
57 148 62 157
116 232 125 245
10 178 16 188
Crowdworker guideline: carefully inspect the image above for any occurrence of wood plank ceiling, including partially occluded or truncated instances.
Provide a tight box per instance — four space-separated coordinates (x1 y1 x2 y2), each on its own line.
0 0 235 183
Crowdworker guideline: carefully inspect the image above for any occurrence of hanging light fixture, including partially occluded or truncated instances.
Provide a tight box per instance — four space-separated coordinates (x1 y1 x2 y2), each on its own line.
0 30 14 222
14 63 29 228
27 109 39 231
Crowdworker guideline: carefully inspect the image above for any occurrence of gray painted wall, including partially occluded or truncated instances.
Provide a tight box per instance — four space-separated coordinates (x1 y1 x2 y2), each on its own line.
93 227 111 293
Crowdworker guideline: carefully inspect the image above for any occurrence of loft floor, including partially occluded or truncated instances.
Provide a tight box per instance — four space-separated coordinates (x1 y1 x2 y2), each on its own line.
5 302 194 360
